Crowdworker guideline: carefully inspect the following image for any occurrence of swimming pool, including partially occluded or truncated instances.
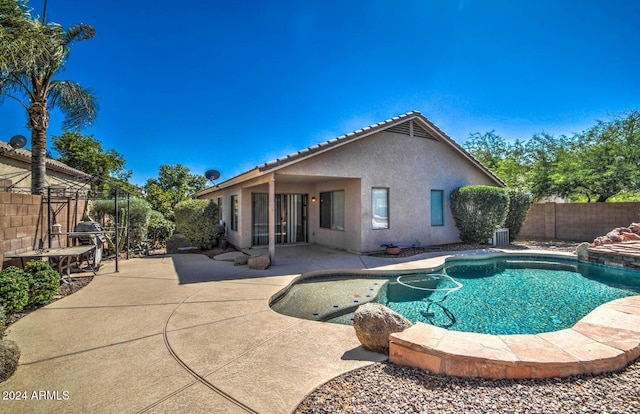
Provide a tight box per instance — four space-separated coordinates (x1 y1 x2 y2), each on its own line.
269 255 640 335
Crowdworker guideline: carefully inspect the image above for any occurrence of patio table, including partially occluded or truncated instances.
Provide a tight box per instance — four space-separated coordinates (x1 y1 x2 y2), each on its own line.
7 245 97 291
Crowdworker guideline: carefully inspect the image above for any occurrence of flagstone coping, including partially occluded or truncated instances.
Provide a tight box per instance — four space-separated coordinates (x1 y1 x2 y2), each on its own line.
389 295 640 379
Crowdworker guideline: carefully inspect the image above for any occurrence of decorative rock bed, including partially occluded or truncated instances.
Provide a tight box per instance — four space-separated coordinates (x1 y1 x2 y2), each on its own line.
581 223 640 270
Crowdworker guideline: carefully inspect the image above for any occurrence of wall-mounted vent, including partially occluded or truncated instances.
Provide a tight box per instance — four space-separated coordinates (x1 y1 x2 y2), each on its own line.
413 122 436 140
387 121 411 136
387 120 437 140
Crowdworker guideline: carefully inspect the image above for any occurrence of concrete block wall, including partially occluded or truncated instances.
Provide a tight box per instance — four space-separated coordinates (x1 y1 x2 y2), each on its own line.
0 187 44 267
519 202 640 242
1 188 86 268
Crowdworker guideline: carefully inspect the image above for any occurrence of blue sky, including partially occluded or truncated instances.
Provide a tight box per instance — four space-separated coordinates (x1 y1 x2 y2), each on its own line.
1 0 639 186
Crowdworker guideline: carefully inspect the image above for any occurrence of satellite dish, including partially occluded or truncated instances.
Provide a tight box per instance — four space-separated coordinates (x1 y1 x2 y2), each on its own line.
9 135 27 149
205 169 221 181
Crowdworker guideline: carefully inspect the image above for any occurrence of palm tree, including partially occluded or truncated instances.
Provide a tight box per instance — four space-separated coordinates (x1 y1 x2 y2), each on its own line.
0 0 98 194
1 0 59 72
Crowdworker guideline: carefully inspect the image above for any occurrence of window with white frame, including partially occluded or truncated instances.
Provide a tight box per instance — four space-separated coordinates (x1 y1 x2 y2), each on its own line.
431 190 444 226
371 187 389 229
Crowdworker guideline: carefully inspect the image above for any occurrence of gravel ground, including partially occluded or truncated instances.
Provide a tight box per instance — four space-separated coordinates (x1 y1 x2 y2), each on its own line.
295 361 640 414
296 240 640 414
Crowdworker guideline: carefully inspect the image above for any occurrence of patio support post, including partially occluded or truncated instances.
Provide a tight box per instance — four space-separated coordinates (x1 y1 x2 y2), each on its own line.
268 175 276 263
114 188 119 273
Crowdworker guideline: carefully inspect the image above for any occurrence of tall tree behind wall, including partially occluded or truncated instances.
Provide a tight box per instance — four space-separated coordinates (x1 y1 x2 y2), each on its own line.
0 0 98 194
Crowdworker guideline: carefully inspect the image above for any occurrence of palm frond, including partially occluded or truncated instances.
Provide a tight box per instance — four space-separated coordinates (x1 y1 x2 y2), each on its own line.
49 80 98 130
63 24 95 44
0 2 65 76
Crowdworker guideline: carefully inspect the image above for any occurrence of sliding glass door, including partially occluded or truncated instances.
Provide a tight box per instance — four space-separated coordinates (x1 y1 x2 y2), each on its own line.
252 193 308 245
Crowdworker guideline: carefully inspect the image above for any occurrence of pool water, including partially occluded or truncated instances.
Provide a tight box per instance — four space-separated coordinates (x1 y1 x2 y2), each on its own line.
390 257 640 334
270 256 640 335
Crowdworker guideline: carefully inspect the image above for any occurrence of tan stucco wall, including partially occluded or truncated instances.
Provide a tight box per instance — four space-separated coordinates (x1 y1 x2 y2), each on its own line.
279 130 498 252
0 156 87 192
200 129 499 253
312 178 362 252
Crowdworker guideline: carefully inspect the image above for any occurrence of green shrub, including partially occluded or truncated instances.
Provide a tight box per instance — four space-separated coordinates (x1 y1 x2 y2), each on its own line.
450 185 510 243
0 267 29 316
89 197 153 249
23 261 60 309
148 210 175 248
0 339 20 383
174 199 219 249
504 188 533 242
0 305 6 340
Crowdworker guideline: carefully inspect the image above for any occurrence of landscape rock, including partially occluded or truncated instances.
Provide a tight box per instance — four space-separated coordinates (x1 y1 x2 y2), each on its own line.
576 242 590 261
591 223 640 247
248 255 270 270
353 303 413 354
0 340 20 383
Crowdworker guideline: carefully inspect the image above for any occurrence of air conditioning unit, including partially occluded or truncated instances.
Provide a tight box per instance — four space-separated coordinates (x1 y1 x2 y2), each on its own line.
489 228 510 246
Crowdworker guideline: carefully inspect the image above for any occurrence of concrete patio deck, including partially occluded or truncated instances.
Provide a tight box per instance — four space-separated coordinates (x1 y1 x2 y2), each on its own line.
1 246 639 413
0 246 439 414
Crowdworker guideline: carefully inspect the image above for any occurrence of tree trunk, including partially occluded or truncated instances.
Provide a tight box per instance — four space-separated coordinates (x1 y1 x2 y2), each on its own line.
28 101 49 195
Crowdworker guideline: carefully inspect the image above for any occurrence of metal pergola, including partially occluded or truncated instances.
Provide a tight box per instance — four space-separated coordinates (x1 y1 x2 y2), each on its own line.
0 169 138 272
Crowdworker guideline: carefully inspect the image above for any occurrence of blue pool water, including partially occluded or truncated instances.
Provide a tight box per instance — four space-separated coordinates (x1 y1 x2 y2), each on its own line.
388 257 640 334
270 255 640 335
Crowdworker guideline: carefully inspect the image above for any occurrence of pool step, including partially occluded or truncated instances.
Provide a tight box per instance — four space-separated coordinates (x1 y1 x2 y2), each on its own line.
270 278 388 323
505 260 578 272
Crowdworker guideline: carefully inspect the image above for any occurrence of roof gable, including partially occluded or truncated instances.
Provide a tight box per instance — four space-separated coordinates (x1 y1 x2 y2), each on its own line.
198 110 503 195
387 118 436 140
257 110 502 185
258 111 426 171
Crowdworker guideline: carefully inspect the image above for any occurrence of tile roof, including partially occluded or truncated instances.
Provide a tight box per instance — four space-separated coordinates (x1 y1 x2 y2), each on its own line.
0 140 93 179
197 110 503 196
258 110 422 171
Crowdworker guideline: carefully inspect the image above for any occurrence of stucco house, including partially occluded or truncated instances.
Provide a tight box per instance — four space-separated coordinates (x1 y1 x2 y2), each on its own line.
0 140 92 193
195 111 503 257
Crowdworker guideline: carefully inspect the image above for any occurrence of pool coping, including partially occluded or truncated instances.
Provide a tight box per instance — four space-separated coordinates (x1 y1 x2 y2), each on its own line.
385 251 640 379
272 249 640 379
389 295 640 379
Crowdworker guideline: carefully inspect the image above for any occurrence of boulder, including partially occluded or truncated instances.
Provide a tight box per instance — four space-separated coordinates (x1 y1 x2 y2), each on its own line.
591 223 640 247
576 242 590 261
248 255 270 270
353 303 413 354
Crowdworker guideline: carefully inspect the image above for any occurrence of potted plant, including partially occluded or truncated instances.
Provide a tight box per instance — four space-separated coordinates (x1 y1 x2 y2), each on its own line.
382 243 402 255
